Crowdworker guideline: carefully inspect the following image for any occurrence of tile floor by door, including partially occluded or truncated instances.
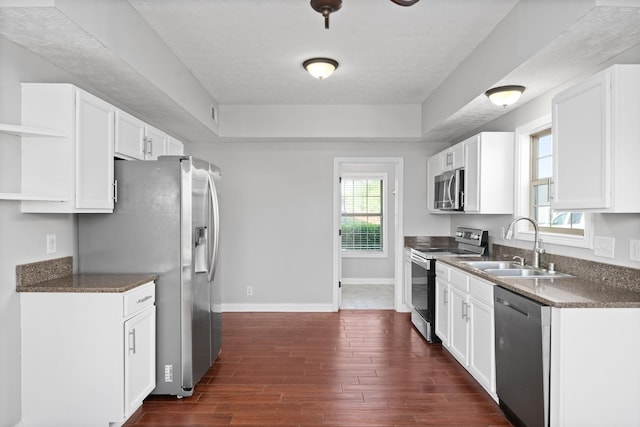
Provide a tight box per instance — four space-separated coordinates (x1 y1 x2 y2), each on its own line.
340 284 395 309
124 310 511 426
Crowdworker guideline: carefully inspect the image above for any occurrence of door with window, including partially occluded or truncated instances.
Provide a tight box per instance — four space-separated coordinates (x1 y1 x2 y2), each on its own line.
338 163 396 308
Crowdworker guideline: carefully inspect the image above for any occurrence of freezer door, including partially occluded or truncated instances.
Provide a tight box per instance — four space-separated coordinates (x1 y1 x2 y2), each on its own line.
180 157 220 392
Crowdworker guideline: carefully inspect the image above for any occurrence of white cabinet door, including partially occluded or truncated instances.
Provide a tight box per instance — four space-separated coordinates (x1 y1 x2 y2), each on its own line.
145 125 168 160
552 64 640 212
438 142 465 171
448 285 469 365
75 90 115 210
125 306 156 417
167 136 184 155
468 296 495 397
462 132 514 214
553 69 610 210
115 110 146 160
435 279 449 345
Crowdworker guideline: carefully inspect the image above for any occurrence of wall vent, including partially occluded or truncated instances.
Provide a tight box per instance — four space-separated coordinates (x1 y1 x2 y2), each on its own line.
211 105 217 122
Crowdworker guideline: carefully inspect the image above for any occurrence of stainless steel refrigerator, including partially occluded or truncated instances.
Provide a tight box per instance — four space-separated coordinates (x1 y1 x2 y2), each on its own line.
78 156 222 397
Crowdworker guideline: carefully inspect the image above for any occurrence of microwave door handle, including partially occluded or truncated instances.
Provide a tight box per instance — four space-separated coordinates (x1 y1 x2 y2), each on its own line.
447 174 455 208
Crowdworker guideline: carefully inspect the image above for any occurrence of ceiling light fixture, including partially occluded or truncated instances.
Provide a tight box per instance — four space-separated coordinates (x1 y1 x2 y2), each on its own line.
391 0 421 5
303 58 339 79
310 0 342 29
485 85 526 107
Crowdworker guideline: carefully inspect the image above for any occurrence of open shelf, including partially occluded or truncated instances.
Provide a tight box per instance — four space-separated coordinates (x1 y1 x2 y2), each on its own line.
0 193 68 202
0 124 67 138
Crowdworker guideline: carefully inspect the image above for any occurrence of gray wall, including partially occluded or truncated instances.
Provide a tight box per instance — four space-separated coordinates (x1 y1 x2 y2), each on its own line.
0 37 79 427
187 141 449 308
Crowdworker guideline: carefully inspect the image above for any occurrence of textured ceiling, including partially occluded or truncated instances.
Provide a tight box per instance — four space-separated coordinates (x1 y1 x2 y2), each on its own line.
128 0 519 105
2 1 640 144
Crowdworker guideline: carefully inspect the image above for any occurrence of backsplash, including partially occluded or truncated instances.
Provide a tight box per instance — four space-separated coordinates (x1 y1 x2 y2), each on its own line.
493 244 640 292
16 256 72 287
404 236 455 249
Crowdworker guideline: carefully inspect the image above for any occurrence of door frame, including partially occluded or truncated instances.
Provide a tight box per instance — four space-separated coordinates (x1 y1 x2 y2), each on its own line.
332 157 407 312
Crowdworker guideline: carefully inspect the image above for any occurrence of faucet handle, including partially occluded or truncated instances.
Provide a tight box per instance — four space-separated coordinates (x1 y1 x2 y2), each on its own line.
536 238 546 254
512 256 525 266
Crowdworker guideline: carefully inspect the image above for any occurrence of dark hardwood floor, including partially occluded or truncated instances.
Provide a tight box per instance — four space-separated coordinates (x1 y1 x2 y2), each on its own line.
124 310 511 426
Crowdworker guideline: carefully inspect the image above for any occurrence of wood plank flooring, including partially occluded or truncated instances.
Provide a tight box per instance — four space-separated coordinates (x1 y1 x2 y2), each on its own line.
124 311 511 426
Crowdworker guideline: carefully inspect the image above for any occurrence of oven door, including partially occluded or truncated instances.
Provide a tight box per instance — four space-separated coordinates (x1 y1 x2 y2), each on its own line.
410 254 439 343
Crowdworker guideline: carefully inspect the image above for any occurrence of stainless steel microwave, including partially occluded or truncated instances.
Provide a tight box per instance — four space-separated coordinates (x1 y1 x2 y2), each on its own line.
434 168 464 211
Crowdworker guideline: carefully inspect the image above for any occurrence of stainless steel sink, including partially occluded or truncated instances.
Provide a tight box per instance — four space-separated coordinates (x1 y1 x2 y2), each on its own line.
484 268 572 278
461 261 523 270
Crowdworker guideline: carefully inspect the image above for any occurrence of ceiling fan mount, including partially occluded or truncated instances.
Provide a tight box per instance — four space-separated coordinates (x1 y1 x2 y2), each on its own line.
310 0 420 29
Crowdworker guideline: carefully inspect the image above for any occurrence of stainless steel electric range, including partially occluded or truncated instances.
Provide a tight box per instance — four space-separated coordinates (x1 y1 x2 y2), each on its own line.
409 227 488 342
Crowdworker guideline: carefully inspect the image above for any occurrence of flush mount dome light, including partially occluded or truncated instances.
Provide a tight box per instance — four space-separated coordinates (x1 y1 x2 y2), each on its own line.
485 85 526 107
303 58 339 79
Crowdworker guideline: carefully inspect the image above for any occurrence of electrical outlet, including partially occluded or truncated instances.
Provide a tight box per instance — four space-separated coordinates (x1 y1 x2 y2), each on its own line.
630 239 640 262
46 234 56 254
594 236 615 259
246 286 253 296
164 365 173 382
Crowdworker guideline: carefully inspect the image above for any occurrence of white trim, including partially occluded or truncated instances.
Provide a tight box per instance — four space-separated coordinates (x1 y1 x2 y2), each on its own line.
513 115 594 249
333 157 407 313
340 278 395 286
222 303 335 313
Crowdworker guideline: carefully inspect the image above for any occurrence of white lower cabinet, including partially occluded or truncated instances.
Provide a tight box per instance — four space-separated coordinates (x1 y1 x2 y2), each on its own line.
20 282 156 427
438 264 497 400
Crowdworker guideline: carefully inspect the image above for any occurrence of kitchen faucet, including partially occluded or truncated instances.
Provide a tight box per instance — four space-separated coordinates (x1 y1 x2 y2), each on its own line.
504 216 545 268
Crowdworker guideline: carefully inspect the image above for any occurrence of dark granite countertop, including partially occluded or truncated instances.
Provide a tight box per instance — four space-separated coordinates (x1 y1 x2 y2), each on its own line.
436 256 640 309
16 256 157 293
16 273 157 293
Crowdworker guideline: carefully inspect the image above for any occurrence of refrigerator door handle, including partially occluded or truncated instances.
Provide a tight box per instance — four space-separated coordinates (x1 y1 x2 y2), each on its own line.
207 173 220 282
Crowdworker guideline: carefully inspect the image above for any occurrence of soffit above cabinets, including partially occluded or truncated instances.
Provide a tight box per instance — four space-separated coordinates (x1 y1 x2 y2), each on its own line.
1 1 640 143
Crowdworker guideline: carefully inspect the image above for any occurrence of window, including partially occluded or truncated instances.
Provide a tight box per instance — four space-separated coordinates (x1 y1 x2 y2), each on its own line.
514 115 591 247
530 129 584 236
340 174 386 253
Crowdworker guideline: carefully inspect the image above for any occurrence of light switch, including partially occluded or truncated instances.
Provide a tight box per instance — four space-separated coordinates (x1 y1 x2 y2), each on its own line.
594 236 615 259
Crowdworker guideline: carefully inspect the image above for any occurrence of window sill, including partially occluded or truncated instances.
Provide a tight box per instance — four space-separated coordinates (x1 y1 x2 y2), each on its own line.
513 229 593 249
341 251 387 259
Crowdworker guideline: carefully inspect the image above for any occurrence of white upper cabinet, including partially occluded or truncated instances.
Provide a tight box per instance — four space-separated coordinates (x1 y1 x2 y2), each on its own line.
144 124 168 160
115 110 146 160
167 136 184 155
463 132 514 214
552 64 640 212
439 142 465 171
115 111 184 160
21 83 115 213
427 132 514 214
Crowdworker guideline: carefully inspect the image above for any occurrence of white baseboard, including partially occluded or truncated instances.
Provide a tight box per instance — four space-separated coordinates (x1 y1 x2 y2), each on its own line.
340 278 395 285
222 303 336 312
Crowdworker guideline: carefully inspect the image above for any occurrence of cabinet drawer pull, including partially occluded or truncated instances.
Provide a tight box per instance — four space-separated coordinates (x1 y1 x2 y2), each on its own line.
137 295 153 304
443 289 448 305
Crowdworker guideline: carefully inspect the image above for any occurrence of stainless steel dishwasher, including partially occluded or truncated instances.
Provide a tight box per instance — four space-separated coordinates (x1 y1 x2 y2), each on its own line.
494 286 551 427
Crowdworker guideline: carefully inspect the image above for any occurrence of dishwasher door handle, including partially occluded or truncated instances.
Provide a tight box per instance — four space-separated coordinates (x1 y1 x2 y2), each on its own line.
496 297 530 318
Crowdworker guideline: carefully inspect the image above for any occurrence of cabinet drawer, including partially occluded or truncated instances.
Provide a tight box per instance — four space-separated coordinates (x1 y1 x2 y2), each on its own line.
469 276 494 306
449 268 469 293
435 263 450 281
124 282 155 317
